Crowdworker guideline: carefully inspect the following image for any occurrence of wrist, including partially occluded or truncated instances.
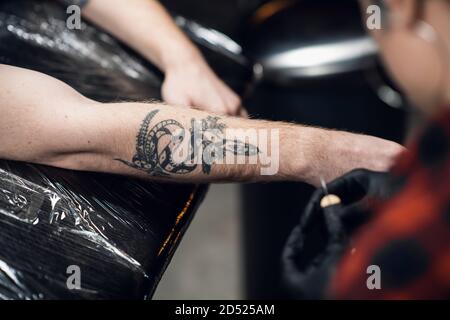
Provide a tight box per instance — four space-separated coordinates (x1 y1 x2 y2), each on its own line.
160 44 204 74
278 126 326 185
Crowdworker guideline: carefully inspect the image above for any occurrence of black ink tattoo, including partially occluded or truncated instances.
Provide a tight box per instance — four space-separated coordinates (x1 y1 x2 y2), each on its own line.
117 110 259 177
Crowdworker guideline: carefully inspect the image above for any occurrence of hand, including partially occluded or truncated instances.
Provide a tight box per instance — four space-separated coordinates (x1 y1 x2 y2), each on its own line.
161 60 246 117
283 169 390 299
306 130 406 186
305 169 391 232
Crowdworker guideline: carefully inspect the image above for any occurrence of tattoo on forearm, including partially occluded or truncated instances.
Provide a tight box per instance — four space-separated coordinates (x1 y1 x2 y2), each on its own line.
116 110 259 177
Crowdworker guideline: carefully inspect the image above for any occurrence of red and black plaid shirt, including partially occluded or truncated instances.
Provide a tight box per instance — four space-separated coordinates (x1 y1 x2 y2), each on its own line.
330 109 450 299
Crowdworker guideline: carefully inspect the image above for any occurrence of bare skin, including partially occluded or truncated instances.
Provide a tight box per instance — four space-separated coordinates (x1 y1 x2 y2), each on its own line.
0 64 403 186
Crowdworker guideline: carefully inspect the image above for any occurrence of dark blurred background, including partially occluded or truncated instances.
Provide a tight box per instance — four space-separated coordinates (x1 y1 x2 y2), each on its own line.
161 0 266 38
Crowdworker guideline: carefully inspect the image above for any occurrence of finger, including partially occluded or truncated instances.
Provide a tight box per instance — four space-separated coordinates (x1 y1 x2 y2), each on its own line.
338 202 374 235
224 91 242 116
239 106 249 118
326 169 389 204
211 80 240 115
225 98 241 115
300 187 327 229
339 202 372 222
325 169 373 203
195 95 229 115
192 104 228 115
162 90 192 108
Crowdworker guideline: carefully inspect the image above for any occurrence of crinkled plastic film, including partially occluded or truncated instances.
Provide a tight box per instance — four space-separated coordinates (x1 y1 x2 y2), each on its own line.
0 167 144 269
0 0 162 102
0 159 207 300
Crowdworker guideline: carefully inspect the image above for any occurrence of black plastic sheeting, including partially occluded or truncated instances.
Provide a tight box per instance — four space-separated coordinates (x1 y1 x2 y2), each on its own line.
0 4 161 102
0 162 206 299
0 0 251 299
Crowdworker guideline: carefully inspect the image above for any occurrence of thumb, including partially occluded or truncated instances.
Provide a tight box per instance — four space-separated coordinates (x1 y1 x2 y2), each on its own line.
162 92 192 108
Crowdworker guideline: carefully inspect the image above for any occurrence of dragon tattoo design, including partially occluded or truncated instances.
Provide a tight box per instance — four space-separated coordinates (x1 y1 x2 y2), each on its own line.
117 109 259 177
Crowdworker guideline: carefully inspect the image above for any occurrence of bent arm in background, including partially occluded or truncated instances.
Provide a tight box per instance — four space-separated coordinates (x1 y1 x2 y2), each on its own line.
0 65 403 186
77 0 243 115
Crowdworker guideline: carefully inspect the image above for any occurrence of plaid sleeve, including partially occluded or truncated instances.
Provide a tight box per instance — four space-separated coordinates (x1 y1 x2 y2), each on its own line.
329 182 450 299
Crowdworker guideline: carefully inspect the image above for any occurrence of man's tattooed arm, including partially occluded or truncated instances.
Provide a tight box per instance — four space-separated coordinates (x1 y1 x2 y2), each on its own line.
0 64 404 187
116 109 259 178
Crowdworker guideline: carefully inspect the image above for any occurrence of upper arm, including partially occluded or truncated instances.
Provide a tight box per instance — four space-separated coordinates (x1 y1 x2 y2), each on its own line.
0 64 88 108
0 64 96 163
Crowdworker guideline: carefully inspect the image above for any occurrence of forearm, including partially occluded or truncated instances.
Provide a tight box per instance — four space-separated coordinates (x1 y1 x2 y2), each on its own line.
81 0 201 72
30 101 398 186
0 66 402 186
0 64 300 183
42 101 322 184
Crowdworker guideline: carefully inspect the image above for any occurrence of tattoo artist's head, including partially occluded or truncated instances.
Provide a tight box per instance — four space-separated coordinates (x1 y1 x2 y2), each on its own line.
360 0 450 115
